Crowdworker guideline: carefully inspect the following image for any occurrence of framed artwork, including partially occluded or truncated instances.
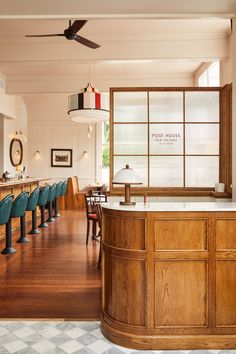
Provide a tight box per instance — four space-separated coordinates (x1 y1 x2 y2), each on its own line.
51 149 72 167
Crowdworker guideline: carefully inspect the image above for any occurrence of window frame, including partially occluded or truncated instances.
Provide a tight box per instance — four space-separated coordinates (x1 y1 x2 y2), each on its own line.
109 86 232 197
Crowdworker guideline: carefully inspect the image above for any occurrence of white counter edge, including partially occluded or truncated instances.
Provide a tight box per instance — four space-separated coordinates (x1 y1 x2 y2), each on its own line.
101 201 236 212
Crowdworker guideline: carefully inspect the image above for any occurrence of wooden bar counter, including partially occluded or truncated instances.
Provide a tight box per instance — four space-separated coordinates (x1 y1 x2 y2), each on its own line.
0 177 49 238
101 202 236 349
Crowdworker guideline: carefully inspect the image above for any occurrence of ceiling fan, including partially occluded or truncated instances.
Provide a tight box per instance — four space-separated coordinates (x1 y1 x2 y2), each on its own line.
25 20 100 49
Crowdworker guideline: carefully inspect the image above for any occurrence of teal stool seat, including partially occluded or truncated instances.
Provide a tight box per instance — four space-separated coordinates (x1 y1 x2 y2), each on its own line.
26 188 40 235
46 183 57 222
60 180 67 197
53 181 63 218
2 191 29 254
13 191 29 244
38 185 50 228
0 194 14 226
0 194 14 255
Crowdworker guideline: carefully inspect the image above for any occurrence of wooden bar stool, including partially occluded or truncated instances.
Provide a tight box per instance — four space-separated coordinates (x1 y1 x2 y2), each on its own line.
46 183 57 222
38 185 50 228
85 195 98 245
27 187 40 235
0 194 14 254
53 181 63 218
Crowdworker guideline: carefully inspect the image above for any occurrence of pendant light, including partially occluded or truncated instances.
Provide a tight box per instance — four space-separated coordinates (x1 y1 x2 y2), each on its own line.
67 65 109 123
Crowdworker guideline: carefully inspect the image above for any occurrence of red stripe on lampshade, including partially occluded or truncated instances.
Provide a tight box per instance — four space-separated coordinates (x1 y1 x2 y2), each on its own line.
95 93 101 109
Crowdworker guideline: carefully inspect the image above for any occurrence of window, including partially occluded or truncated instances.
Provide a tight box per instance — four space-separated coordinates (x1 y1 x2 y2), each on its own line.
110 87 231 195
100 121 110 185
198 62 220 87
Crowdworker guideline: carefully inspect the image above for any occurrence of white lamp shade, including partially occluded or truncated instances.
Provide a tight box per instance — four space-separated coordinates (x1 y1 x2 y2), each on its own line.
69 109 109 123
113 165 143 185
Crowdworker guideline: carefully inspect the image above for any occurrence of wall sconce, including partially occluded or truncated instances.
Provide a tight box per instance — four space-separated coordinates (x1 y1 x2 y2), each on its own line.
15 130 28 142
35 150 40 159
87 125 92 138
83 151 88 159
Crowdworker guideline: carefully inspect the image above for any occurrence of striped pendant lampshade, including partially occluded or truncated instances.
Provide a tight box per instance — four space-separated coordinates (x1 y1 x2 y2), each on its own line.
68 83 109 123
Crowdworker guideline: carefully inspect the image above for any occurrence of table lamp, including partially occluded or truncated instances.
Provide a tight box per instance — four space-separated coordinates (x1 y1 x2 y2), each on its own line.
112 164 142 205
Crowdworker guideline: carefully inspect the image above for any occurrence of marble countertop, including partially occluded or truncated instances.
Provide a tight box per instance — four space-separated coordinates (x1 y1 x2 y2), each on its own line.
101 201 236 212
0 177 50 188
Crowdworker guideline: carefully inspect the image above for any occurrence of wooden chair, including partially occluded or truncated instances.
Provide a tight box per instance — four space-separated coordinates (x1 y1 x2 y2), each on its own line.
84 195 98 245
95 203 103 270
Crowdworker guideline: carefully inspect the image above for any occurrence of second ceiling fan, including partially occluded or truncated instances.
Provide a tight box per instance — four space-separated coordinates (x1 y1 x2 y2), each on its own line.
26 20 100 49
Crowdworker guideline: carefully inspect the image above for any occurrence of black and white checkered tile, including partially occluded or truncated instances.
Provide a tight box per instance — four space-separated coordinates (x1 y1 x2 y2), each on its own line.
0 321 234 354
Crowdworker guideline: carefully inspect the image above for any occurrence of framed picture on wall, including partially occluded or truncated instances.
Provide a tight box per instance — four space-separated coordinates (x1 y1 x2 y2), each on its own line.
51 149 72 167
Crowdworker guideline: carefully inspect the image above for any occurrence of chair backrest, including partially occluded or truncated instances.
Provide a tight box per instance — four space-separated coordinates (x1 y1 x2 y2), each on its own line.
84 195 96 217
54 181 63 198
60 180 68 196
47 183 57 202
0 194 14 225
38 185 50 206
11 191 29 218
26 187 40 211
88 193 107 204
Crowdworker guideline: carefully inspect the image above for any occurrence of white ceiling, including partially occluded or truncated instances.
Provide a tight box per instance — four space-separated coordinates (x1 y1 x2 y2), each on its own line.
0 18 231 93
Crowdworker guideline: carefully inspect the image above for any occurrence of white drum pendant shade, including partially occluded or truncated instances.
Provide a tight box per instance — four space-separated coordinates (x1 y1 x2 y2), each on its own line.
68 83 109 123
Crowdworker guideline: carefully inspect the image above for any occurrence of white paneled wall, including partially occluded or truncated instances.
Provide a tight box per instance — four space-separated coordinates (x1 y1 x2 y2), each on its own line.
28 121 96 189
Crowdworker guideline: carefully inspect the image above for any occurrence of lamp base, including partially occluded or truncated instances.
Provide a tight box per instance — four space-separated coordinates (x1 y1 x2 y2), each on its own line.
119 201 136 206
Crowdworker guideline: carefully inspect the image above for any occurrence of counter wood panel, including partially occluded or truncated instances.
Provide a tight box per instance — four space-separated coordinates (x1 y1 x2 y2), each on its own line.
101 207 236 349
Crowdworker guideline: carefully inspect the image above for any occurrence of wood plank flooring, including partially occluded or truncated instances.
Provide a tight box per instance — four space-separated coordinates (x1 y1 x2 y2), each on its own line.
0 210 101 319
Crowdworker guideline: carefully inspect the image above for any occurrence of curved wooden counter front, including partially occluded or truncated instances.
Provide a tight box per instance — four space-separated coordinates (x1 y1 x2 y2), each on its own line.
101 204 236 349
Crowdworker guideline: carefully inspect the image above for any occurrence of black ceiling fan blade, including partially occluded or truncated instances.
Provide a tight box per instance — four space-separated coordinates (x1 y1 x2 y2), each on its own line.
25 34 65 37
75 34 100 49
69 20 87 33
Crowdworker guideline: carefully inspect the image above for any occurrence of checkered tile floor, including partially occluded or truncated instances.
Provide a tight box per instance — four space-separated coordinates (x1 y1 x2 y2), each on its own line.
0 321 234 354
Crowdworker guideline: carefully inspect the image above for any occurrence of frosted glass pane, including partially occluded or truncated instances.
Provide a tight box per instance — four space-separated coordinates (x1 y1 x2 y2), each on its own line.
114 124 148 154
150 124 183 154
185 124 219 155
149 91 183 122
114 92 147 122
150 156 183 187
185 156 219 187
185 91 219 122
114 156 148 186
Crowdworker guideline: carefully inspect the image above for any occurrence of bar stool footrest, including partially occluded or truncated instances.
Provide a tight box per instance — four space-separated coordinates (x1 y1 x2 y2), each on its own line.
38 223 48 228
16 237 30 244
1 247 16 255
46 217 55 222
29 229 40 235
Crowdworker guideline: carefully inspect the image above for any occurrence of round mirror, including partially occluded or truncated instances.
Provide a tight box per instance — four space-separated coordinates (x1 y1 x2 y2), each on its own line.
10 138 23 167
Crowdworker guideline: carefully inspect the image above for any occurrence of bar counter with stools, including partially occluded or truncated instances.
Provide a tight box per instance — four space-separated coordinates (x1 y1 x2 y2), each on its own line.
0 179 67 255
0 177 49 239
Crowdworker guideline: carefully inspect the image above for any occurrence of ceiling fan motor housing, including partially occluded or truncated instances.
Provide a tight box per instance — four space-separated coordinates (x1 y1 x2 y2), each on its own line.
64 28 76 40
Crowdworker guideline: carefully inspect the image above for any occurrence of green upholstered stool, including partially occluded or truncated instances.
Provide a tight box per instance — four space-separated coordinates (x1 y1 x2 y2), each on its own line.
13 191 29 244
46 183 57 222
38 185 50 228
53 181 63 218
26 187 40 235
60 180 68 197
60 180 67 199
0 194 14 255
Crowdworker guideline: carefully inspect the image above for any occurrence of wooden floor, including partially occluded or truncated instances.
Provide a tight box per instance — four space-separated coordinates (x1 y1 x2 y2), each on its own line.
0 210 102 319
